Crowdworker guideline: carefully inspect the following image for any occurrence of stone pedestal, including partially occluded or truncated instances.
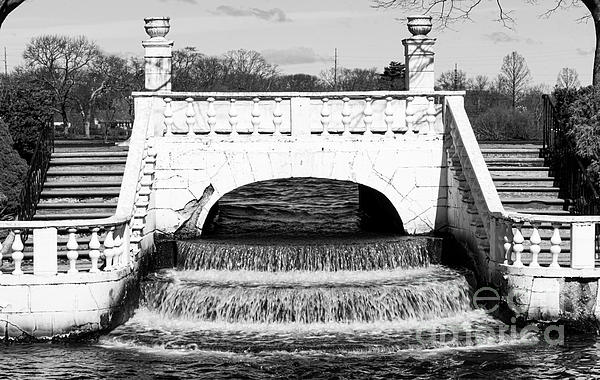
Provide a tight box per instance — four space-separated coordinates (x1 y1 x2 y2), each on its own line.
403 37 436 92
143 17 173 92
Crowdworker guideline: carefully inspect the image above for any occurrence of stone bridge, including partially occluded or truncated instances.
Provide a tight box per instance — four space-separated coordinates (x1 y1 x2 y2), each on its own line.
143 92 448 236
2 16 600 340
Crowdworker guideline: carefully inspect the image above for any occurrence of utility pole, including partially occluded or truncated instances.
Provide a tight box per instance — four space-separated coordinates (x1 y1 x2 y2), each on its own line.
3 47 7 76
453 63 458 91
334 48 338 91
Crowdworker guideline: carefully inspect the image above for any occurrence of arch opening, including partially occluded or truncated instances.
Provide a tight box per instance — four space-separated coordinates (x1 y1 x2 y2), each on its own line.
200 177 404 239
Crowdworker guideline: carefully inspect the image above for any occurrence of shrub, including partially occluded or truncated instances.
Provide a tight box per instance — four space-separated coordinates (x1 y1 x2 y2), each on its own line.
0 118 27 219
552 86 600 190
472 106 540 141
0 75 54 163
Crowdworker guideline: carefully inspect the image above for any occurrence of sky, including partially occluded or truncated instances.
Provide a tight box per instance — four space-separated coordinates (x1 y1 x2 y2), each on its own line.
0 0 594 87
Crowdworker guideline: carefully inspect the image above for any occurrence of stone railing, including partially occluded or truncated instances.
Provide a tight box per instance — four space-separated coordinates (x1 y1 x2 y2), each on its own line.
446 95 600 276
0 103 155 279
132 91 459 138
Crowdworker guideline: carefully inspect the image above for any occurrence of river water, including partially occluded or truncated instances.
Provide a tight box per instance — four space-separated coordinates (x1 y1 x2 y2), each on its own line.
3 178 599 379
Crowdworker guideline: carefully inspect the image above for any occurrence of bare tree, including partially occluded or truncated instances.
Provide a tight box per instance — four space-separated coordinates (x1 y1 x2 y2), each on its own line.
556 67 581 89
222 49 279 91
23 35 99 128
436 68 468 90
372 0 600 86
319 67 382 90
0 0 25 28
72 54 135 136
499 51 531 108
468 75 491 91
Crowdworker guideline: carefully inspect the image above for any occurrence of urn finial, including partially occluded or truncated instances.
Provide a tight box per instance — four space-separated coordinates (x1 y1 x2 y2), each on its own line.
144 16 171 39
407 15 432 37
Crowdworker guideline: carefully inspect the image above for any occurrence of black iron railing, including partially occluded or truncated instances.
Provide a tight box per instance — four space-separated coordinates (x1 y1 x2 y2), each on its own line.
542 94 600 215
17 119 55 224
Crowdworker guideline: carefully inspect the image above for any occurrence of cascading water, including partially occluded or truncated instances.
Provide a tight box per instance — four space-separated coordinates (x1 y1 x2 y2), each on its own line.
98 179 543 378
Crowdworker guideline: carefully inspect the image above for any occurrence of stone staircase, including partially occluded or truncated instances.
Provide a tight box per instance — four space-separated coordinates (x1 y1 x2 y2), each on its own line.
21 139 128 259
34 139 127 221
480 141 573 266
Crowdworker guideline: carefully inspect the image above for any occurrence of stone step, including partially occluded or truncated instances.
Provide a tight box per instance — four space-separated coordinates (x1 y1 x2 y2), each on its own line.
54 145 127 153
32 211 114 220
40 188 121 198
47 163 126 172
45 174 124 183
36 202 116 209
497 187 560 198
484 158 546 167
502 198 566 211
49 157 127 165
481 149 541 159
43 181 122 189
488 167 550 178
52 151 128 158
54 139 122 147
492 177 555 188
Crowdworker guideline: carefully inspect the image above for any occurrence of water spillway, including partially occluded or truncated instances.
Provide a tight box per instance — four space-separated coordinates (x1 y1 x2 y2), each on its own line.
101 179 539 376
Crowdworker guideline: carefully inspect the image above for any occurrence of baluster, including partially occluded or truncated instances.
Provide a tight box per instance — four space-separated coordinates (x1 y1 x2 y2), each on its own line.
113 235 122 269
273 97 283 136
426 96 436 134
89 227 101 273
363 97 373 136
405 96 418 133
103 227 115 271
251 97 261 137
529 223 541 268
342 97 351 136
207 97 217 136
66 228 79 274
512 224 525 267
503 221 513 265
229 99 238 136
385 97 395 137
11 229 23 275
320 98 331 136
185 97 196 137
163 98 173 136
550 223 562 268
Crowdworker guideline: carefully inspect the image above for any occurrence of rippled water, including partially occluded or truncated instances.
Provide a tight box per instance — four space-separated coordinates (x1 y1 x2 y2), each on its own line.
4 178 599 379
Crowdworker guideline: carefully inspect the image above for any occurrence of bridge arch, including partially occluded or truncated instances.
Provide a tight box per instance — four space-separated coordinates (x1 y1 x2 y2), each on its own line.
197 176 405 236
154 141 447 236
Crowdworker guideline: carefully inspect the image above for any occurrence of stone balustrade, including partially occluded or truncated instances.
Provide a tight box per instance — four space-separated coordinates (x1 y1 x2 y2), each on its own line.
0 221 131 276
492 214 600 271
132 91 453 139
446 94 600 276
0 99 156 280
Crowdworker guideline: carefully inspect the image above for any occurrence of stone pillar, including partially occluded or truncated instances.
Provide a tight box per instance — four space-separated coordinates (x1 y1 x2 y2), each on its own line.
402 16 435 92
143 17 173 92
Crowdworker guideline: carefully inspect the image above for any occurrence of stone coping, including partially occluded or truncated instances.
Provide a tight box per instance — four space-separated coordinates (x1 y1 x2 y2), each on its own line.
492 212 600 225
0 267 132 286
498 263 600 278
132 90 467 98
158 135 445 145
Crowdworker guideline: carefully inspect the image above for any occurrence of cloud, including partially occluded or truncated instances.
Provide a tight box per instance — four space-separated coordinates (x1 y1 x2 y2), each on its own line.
524 38 541 45
261 47 327 65
485 32 519 44
161 0 197 3
577 48 593 56
211 6 291 22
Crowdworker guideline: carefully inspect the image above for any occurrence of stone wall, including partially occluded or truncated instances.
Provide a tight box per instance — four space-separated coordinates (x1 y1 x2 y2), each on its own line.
151 135 449 237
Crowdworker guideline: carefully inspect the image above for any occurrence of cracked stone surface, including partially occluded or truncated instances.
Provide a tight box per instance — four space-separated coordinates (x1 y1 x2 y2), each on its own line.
152 137 448 234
